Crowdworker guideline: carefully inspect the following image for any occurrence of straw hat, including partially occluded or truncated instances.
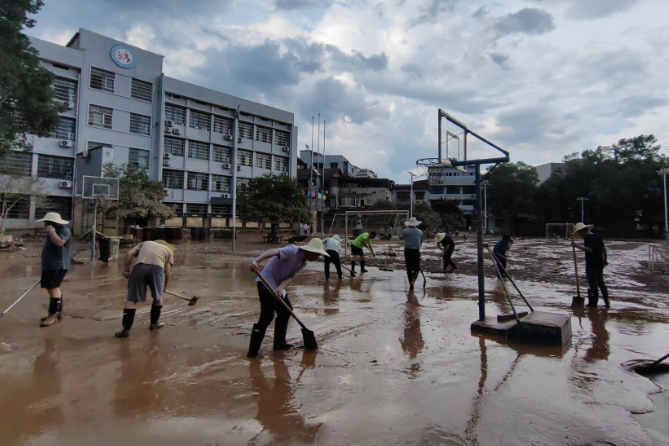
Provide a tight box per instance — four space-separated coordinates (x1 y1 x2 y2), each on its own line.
571 222 594 235
405 217 422 227
153 239 176 253
36 212 69 225
435 233 447 243
300 238 330 257
331 234 340 240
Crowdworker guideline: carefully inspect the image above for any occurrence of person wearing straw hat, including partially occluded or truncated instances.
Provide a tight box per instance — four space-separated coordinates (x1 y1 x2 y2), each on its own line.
435 232 457 273
322 234 343 280
401 217 424 289
36 212 71 327
115 240 176 338
492 235 513 279
571 222 609 308
248 239 329 358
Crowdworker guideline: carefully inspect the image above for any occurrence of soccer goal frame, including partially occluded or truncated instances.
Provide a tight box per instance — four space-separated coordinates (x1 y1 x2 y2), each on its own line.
546 223 574 239
343 210 409 256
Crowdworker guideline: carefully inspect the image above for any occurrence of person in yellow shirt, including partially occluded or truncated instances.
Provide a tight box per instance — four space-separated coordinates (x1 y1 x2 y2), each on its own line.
115 240 175 338
350 231 376 274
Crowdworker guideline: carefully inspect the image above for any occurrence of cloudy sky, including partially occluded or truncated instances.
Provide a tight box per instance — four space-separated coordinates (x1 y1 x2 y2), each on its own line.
30 0 669 182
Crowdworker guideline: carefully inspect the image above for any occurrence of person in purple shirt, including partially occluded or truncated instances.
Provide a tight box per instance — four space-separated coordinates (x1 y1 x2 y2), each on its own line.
248 239 329 358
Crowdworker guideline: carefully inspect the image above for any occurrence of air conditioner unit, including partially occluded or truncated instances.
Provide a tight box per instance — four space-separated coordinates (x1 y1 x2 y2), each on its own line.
222 163 231 169
238 137 243 143
222 193 231 199
237 165 241 171
67 133 75 141
59 139 73 148
165 120 173 127
63 101 73 109
172 129 181 135
164 127 171 133
163 159 170 167
224 133 233 141
282 146 290 153
164 153 172 160
59 180 73 189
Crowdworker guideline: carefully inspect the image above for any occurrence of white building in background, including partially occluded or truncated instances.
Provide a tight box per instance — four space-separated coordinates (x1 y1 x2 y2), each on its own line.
1 29 298 233
299 151 377 178
535 162 566 185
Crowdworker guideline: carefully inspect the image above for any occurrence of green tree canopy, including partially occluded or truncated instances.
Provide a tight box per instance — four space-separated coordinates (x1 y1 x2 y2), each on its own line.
0 0 61 158
487 162 539 232
430 199 466 232
237 174 311 233
102 163 174 220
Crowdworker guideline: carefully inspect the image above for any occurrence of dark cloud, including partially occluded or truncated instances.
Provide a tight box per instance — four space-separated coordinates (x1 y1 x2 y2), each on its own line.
472 6 488 20
325 45 388 72
615 95 669 119
401 63 424 80
408 0 457 27
493 8 555 38
275 0 323 11
489 52 510 69
531 0 640 20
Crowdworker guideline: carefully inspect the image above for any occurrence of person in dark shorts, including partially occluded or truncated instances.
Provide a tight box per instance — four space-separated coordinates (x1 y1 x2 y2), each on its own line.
401 217 423 289
571 222 609 308
435 233 457 272
115 240 175 338
36 213 71 327
248 239 330 358
323 234 343 280
492 235 513 279
350 231 377 274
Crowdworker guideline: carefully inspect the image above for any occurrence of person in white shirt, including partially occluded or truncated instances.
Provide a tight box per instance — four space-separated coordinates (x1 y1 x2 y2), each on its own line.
322 234 342 280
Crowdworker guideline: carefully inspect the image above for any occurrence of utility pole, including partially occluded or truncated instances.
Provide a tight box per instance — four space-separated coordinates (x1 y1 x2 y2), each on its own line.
322 120 326 234
577 197 589 223
659 168 669 239
232 105 240 252
317 113 320 234
408 172 416 218
481 180 489 234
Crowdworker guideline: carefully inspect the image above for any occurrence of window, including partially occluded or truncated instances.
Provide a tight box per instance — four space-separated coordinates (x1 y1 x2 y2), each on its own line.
51 118 76 140
415 192 425 200
129 148 150 170
88 104 112 129
164 202 182 214
187 172 209 191
36 196 71 221
238 122 253 139
430 186 445 194
462 186 476 194
0 151 32 176
164 136 185 157
186 203 208 215
446 186 461 194
88 141 112 151
330 162 338 169
237 177 250 189
165 105 186 126
256 152 271 170
189 110 211 131
255 126 271 143
163 169 184 189
274 130 289 147
213 145 230 163
462 199 474 206
210 204 230 216
211 174 230 193
0 194 29 219
213 116 232 134
37 155 74 180
396 191 410 201
90 67 115 92
238 150 253 167
129 113 151 136
274 156 288 172
188 140 210 160
52 77 77 104
131 78 153 102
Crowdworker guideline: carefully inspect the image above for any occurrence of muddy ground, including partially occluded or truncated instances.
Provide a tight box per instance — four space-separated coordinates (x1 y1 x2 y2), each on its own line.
1 236 668 445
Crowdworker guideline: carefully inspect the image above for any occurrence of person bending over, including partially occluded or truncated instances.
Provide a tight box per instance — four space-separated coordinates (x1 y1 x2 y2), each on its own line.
435 232 457 273
323 234 343 280
492 235 513 279
350 231 376 274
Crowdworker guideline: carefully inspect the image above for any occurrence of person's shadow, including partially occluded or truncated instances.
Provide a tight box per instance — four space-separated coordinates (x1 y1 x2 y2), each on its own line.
248 358 322 445
584 307 610 362
401 291 425 379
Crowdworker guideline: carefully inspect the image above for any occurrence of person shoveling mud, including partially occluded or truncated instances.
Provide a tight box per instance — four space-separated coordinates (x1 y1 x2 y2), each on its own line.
323 234 343 280
571 222 610 308
492 235 513 280
37 212 71 327
115 240 175 338
435 232 457 273
248 239 329 358
400 217 423 290
350 231 377 274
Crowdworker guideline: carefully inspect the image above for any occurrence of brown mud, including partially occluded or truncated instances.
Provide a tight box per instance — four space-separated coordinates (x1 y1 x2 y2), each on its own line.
1 237 668 445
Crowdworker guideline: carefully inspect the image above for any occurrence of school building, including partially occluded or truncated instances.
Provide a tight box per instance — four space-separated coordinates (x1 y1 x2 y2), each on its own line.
1 29 298 234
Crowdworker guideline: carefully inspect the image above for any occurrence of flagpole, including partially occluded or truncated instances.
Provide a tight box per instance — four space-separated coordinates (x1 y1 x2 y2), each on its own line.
317 113 321 234
310 116 314 192
321 120 326 234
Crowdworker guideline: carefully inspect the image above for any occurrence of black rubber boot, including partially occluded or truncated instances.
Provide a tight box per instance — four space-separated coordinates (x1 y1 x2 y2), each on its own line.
115 308 136 338
40 297 62 327
41 295 63 321
247 324 265 358
351 262 356 274
273 319 294 351
587 289 598 307
360 261 368 273
150 305 164 330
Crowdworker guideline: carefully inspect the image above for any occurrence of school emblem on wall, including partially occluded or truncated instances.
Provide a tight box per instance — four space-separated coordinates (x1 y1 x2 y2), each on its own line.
110 44 136 69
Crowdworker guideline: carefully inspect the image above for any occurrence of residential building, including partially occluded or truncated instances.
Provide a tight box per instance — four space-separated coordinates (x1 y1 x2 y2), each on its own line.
427 165 478 226
391 180 429 205
300 151 377 178
535 162 566 185
1 29 297 233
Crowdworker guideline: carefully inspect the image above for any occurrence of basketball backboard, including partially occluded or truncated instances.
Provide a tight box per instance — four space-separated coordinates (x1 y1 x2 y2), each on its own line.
82 176 120 200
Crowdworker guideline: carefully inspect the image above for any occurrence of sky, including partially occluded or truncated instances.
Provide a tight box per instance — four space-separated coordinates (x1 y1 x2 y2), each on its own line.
29 0 669 183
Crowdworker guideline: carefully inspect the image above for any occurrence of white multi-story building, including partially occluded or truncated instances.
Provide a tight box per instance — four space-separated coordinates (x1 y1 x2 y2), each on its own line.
427 165 478 226
1 29 298 233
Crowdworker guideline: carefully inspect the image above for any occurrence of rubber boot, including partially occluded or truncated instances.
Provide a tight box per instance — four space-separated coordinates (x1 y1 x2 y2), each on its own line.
273 318 294 351
360 261 368 273
41 295 63 321
587 289 598 308
247 324 266 358
115 308 136 338
41 297 62 327
351 262 356 274
602 293 610 308
150 305 164 330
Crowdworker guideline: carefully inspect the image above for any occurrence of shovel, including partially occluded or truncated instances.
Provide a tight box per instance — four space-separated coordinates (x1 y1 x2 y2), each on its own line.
1 280 41 319
571 244 585 308
631 352 669 376
164 289 200 306
254 271 318 350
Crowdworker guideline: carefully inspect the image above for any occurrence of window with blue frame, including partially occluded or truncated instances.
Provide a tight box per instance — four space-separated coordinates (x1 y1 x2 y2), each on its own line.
462 185 476 194
446 186 461 194
430 186 444 194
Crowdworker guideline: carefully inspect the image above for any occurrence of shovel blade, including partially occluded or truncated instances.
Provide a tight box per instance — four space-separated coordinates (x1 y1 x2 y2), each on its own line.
188 296 200 306
301 328 318 350
571 296 585 308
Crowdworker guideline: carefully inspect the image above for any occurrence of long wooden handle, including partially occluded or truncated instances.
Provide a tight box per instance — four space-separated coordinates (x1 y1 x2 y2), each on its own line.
163 289 192 302
572 246 581 298
254 271 308 330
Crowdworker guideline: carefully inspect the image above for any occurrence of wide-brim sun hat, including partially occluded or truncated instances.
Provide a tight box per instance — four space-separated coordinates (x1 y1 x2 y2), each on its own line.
300 238 330 257
153 239 176 253
571 222 594 235
332 234 340 240
405 217 422 227
435 233 446 243
36 212 69 225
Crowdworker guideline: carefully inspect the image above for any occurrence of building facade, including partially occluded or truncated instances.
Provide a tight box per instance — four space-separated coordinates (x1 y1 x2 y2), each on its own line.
1 29 297 233
535 162 566 186
299 151 377 178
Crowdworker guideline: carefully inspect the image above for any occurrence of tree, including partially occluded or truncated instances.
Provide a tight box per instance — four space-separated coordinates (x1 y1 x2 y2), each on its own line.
102 163 174 222
430 199 466 232
237 174 311 234
0 175 45 233
487 162 539 234
397 201 441 230
0 0 61 159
